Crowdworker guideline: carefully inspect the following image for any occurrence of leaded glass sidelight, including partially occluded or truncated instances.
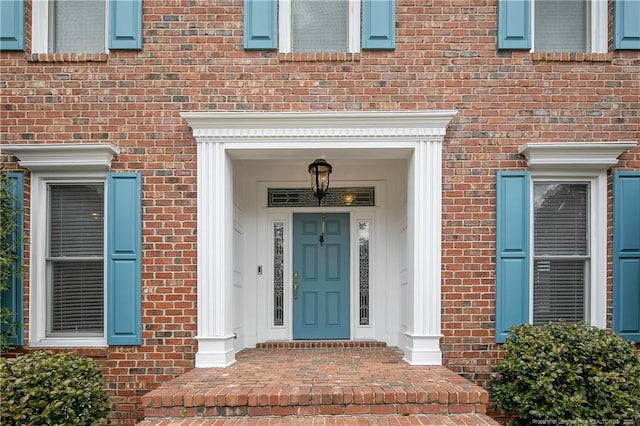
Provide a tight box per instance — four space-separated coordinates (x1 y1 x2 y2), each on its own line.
273 222 285 326
358 221 370 325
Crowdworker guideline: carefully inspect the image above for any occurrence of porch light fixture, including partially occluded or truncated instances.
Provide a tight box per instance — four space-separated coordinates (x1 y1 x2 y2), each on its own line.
308 157 332 206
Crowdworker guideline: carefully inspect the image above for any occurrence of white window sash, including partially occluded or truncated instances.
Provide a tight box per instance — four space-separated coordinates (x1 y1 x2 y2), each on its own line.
31 0 110 54
528 173 606 329
530 0 607 54
30 173 108 347
279 0 360 54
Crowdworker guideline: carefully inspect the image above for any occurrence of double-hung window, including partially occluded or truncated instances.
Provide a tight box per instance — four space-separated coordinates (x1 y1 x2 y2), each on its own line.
498 0 640 51
47 183 105 338
28 0 142 53
532 0 605 53
3 143 142 348
495 142 639 343
282 0 356 53
45 0 107 54
532 182 589 325
244 0 395 51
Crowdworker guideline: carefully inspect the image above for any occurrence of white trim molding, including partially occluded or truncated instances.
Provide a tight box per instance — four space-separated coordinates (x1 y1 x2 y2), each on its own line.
182 110 457 367
181 111 456 141
518 142 637 171
2 143 119 172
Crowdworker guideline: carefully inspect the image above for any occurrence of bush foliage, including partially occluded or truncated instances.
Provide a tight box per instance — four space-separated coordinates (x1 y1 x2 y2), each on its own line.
1 351 110 425
491 322 640 425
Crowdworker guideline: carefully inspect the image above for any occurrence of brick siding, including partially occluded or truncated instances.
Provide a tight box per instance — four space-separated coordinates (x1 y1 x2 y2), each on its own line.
1 0 639 423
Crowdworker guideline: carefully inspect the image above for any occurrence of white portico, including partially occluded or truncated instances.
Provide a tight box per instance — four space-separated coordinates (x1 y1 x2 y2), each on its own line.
181 111 457 368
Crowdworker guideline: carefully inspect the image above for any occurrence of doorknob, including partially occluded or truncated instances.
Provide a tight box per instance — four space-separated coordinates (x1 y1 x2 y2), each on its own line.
293 271 299 300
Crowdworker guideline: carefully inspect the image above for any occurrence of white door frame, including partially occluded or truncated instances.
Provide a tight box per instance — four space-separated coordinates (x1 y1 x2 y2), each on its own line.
182 110 457 367
255 181 384 344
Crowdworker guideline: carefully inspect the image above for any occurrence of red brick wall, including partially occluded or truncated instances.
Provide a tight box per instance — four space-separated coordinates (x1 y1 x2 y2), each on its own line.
2 0 639 423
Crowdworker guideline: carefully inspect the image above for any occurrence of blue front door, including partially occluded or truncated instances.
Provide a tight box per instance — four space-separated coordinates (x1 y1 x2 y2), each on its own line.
293 213 350 339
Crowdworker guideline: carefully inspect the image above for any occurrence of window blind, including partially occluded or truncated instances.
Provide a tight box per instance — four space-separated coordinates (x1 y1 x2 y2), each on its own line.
534 0 587 52
51 0 105 53
533 183 588 325
292 0 348 52
48 184 104 336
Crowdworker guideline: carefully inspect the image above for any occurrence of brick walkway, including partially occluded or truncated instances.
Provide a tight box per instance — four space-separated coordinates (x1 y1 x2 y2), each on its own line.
138 344 498 425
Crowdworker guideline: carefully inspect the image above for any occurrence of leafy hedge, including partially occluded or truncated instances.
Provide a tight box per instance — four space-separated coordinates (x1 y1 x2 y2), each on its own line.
491 322 640 425
1 351 110 425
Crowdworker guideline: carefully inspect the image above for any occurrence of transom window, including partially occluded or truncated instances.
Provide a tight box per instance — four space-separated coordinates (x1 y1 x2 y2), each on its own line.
532 182 589 325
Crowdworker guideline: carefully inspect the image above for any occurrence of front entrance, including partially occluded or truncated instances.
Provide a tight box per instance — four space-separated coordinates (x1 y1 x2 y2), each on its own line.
292 213 350 339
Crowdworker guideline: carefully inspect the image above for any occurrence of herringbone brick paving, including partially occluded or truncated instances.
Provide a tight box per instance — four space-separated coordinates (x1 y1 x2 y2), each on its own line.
138 345 498 425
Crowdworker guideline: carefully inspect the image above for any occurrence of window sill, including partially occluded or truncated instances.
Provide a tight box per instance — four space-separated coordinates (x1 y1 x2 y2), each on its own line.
278 52 361 62
29 337 107 348
27 53 109 63
531 52 613 63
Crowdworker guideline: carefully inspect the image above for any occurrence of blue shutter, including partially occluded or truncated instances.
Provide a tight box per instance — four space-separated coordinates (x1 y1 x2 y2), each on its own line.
497 0 531 50
0 0 25 51
495 171 531 343
107 173 142 345
615 0 640 50
1 173 24 346
362 0 396 50
613 172 640 342
244 0 277 50
109 0 143 50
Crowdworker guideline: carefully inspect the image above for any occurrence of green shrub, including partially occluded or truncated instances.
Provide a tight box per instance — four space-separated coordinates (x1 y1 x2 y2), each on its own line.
1 351 110 425
491 322 640 425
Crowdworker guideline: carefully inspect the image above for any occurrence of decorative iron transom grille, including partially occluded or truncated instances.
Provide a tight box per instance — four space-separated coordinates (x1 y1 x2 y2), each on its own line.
268 187 375 207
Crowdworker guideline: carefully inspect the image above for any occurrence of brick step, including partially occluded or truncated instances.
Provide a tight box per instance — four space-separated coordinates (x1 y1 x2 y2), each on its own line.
137 413 500 425
142 383 488 419
139 347 496 425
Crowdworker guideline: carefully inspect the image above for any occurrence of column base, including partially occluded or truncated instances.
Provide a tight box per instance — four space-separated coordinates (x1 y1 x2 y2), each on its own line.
195 335 237 367
402 332 443 365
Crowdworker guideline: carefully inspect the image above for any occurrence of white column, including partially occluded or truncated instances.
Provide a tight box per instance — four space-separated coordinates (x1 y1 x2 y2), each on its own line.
195 141 236 367
403 139 443 365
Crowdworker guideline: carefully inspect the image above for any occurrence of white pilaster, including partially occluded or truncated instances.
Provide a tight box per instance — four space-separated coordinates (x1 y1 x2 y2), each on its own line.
196 141 236 367
403 139 443 365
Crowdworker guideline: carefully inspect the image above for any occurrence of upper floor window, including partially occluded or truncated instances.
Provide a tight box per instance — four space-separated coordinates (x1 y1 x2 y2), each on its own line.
244 0 395 52
283 0 358 53
497 0 620 53
51 0 106 53
29 0 143 53
534 0 607 53
33 0 107 53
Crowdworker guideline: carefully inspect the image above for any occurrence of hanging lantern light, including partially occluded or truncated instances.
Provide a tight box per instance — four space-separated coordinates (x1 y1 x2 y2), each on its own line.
308 158 332 206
